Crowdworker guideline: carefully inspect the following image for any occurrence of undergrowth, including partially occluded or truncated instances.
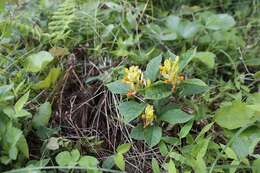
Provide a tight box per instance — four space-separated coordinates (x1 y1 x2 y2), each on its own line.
0 0 259 172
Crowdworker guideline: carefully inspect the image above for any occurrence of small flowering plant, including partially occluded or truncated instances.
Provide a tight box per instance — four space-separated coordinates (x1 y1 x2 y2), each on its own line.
107 52 209 147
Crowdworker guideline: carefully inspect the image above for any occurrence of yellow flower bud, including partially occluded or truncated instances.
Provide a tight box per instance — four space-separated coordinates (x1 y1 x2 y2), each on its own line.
141 104 156 128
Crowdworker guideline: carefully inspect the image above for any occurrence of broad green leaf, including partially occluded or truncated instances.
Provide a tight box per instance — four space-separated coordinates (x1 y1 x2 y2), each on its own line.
144 54 162 82
17 135 29 158
151 158 161 173
14 91 29 113
78 156 99 171
178 21 200 39
179 120 193 138
55 151 72 166
116 143 131 154
144 83 172 100
144 125 162 147
33 67 61 90
179 49 196 71
130 124 145 140
215 101 255 129
5 125 23 160
157 30 177 41
231 126 260 159
55 150 80 167
193 52 216 69
114 153 125 171
71 149 80 162
167 159 177 173
181 79 209 96
24 51 54 73
106 80 130 94
118 101 145 123
165 15 180 31
205 14 235 30
159 109 193 125
102 156 114 169
166 16 199 39
32 102 52 129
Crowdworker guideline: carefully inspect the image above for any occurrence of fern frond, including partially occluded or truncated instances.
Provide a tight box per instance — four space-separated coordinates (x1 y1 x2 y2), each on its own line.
48 0 77 44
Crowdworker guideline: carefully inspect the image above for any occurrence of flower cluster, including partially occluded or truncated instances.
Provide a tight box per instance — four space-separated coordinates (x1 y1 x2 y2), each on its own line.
121 57 184 127
122 66 144 96
141 104 156 128
160 56 184 92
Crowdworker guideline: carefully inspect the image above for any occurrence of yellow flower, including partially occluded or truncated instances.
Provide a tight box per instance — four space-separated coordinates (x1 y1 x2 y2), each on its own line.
141 104 156 128
122 66 144 96
160 56 184 92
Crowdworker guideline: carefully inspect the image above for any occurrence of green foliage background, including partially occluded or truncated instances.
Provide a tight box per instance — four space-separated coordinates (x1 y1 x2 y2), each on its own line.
0 0 259 172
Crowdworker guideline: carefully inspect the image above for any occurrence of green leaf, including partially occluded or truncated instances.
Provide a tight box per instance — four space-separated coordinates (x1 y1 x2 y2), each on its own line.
165 15 180 31
116 143 131 154
118 101 145 123
144 125 162 147
55 149 80 166
205 14 235 30
167 159 177 173
144 54 162 82
215 101 255 129
193 157 207 173
24 51 54 73
33 67 61 90
181 79 209 96
0 84 13 95
114 153 125 171
3 107 30 119
14 91 30 113
151 158 160 173
254 71 260 80
55 151 72 166
177 21 200 39
159 109 193 125
9 146 18 160
253 158 260 173
5 125 23 160
71 149 80 162
106 80 130 94
179 49 196 71
195 122 214 142
78 156 99 170
159 142 168 156
144 82 172 100
17 135 29 158
193 52 216 69
32 102 52 129
231 126 260 159
130 124 145 140
166 16 200 39
102 156 114 169
179 120 193 138
192 138 210 159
